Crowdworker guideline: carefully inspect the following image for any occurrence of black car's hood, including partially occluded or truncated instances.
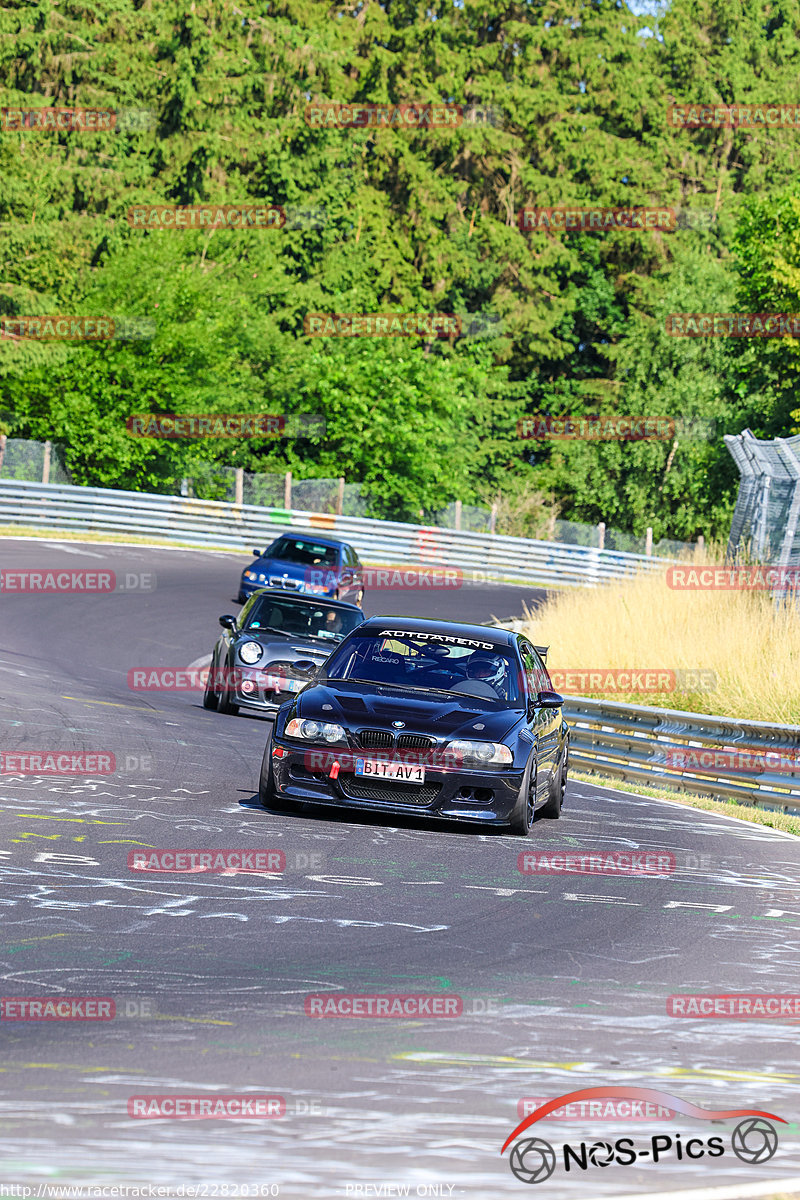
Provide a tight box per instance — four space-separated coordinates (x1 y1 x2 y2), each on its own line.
295 679 522 740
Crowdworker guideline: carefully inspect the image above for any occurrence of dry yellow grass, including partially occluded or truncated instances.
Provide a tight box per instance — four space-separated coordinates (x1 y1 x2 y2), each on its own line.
520 555 800 724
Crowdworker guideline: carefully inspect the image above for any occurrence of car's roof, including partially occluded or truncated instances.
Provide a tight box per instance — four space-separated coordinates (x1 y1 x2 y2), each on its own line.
267 531 350 550
357 614 516 648
248 589 363 613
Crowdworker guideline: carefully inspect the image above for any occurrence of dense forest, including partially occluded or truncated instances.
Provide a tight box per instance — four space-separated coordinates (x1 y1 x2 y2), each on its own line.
2 0 800 532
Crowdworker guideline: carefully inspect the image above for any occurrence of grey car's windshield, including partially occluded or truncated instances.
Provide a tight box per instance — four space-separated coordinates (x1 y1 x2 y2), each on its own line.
244 597 361 642
324 633 522 703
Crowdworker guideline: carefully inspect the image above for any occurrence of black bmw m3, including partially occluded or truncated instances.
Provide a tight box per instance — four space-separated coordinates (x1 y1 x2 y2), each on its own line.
258 616 570 835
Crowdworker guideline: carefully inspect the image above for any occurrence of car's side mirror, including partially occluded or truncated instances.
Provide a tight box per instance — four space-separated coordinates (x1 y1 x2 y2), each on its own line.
292 659 318 679
219 614 238 630
537 690 564 709
252 548 261 558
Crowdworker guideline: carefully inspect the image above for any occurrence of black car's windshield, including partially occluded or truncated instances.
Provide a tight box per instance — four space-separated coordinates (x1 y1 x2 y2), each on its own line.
324 632 523 704
265 537 339 568
244 597 361 642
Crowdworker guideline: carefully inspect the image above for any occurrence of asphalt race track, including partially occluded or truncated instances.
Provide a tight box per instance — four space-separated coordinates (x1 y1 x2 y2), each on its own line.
1 537 799 1198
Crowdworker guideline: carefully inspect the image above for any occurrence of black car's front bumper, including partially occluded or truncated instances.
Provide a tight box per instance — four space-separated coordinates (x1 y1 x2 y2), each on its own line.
269 738 525 824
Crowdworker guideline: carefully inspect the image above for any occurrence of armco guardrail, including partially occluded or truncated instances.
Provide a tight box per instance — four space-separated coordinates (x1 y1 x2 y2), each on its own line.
565 696 800 815
0 479 670 589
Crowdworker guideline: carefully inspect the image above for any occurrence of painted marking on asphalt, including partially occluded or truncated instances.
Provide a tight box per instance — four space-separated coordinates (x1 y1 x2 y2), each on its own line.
465 885 548 897
663 901 734 912
61 696 164 711
395 1054 800 1083
12 815 127 825
563 893 641 905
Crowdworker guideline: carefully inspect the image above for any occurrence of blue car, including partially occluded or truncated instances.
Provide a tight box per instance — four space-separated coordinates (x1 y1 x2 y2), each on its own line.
239 533 365 607
257 615 569 835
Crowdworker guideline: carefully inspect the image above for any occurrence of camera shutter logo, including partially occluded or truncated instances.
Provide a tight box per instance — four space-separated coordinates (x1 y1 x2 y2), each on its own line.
509 1137 556 1184
731 1118 779 1164
587 1140 615 1167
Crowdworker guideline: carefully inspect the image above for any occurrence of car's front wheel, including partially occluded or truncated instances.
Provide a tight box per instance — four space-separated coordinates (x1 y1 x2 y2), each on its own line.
539 745 567 820
218 663 240 715
202 659 218 711
508 754 537 835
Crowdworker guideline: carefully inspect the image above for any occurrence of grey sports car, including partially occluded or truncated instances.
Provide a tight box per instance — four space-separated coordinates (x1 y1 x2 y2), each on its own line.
203 591 365 716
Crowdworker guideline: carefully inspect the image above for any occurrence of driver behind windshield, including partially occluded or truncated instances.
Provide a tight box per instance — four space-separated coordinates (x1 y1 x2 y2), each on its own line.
449 653 508 700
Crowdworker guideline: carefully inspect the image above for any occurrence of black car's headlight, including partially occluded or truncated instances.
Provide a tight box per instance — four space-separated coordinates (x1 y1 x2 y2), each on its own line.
238 641 264 665
445 739 513 766
285 718 348 746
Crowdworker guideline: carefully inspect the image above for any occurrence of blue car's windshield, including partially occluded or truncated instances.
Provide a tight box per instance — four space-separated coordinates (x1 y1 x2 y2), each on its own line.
265 537 339 568
323 632 523 704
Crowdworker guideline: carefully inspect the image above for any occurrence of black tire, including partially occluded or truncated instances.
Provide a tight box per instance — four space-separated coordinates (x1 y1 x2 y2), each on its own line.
218 661 240 715
259 729 295 811
508 754 537 835
237 592 245 604
202 659 218 711
539 745 567 820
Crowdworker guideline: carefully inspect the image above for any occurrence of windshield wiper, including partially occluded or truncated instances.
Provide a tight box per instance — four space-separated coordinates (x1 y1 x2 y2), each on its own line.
245 624 288 636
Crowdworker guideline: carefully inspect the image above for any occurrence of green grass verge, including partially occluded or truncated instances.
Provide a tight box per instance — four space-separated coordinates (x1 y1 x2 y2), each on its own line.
571 769 800 837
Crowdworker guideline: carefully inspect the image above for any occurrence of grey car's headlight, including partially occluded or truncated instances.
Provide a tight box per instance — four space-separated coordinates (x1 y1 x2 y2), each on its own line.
238 641 263 665
285 718 347 746
445 739 513 766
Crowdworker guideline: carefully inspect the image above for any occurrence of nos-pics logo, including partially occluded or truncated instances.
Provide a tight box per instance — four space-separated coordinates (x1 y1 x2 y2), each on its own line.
501 1087 784 1184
